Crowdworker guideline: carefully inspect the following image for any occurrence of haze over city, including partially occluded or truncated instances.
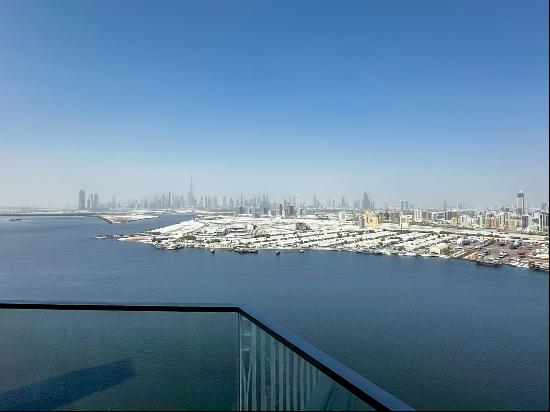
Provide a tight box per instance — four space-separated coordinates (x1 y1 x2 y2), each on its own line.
1 0 548 208
1 1 549 411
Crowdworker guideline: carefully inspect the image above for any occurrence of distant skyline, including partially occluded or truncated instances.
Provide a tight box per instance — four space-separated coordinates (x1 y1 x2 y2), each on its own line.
1 183 547 212
1 0 548 208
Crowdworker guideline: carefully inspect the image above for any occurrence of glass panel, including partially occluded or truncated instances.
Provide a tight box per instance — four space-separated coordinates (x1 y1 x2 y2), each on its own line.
0 310 239 411
0 309 376 411
238 315 373 411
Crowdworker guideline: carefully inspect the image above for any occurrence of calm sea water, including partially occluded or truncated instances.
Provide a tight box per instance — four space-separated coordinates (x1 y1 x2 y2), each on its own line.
0 215 548 410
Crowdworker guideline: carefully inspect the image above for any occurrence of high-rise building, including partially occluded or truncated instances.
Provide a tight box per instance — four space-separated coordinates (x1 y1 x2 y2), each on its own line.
361 192 372 210
187 176 195 209
521 215 529 229
78 190 86 210
362 193 370 210
400 200 409 210
539 211 549 233
516 191 525 215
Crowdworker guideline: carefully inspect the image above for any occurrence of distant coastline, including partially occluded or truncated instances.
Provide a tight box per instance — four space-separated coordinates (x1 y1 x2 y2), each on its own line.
98 215 549 272
0 211 161 224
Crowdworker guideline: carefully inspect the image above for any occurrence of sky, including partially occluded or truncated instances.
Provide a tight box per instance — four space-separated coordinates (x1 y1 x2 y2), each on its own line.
0 0 548 209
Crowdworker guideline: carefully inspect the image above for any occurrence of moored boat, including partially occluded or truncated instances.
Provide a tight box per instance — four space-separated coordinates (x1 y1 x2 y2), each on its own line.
476 258 503 267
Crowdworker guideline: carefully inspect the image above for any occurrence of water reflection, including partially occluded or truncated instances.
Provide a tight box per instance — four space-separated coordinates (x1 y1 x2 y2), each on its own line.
0 359 134 411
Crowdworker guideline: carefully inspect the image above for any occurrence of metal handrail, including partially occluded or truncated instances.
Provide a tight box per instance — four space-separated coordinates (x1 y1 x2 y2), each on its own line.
0 300 414 411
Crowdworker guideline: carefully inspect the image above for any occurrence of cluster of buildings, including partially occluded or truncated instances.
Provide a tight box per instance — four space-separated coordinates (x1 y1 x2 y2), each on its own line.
331 192 548 235
78 190 102 211
107 214 548 271
353 194 548 234
78 183 549 234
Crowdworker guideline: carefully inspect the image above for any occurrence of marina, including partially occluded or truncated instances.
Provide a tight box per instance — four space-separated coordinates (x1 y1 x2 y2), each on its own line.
104 215 550 272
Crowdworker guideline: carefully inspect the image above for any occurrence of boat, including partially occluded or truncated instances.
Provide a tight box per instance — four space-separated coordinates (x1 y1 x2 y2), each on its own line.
529 262 548 271
8 218 22 221
403 251 418 257
210 248 215 253
234 247 258 254
476 259 503 267
299 249 304 253
275 250 281 256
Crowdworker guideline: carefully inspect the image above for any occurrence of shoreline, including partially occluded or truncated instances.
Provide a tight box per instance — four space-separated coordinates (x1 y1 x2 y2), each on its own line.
99 215 549 272
1 212 160 224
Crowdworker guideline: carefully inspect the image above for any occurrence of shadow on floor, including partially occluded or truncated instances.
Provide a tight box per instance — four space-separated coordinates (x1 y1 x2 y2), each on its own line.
0 358 135 411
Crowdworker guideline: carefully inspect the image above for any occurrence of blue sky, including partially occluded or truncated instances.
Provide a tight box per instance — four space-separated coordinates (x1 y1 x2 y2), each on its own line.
0 0 548 208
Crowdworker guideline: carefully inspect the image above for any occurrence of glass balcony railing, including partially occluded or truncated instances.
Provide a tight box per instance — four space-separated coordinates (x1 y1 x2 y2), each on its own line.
0 302 413 411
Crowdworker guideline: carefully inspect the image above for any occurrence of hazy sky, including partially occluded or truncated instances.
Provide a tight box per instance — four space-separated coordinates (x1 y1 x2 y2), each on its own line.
0 0 548 209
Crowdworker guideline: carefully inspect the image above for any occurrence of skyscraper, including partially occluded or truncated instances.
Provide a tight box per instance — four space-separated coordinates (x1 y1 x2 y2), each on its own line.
516 191 525 215
78 190 86 210
187 176 195 209
362 193 370 210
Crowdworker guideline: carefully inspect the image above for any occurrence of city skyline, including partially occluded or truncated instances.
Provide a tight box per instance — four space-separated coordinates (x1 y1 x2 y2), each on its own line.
1 181 549 212
47 185 550 213
1 0 548 208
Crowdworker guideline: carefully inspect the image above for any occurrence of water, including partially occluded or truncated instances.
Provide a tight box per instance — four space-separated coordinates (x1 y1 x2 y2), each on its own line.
0 215 548 410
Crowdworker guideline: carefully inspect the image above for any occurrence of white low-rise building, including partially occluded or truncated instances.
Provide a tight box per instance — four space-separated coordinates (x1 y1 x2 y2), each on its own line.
430 243 450 254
